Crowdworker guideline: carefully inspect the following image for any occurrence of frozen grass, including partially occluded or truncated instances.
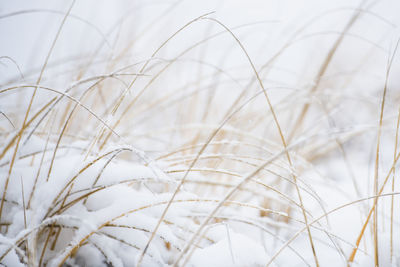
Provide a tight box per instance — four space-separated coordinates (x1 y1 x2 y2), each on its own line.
1 0 400 266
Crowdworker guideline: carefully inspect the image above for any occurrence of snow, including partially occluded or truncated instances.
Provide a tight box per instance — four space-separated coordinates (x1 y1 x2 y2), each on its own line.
1 0 400 266
190 230 268 267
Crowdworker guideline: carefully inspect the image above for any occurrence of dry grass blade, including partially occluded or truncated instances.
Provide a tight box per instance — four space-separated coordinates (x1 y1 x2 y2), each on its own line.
348 36 400 266
196 16 320 267
390 106 400 262
0 0 75 226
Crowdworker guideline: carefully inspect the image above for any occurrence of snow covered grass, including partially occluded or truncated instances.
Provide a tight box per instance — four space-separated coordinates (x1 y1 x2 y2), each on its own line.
1 0 400 266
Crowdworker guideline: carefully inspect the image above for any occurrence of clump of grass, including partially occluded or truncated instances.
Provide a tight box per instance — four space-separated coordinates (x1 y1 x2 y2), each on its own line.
1 1 400 266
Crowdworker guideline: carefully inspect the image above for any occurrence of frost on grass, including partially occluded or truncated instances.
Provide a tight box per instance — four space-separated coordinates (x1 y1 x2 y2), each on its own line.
1 0 400 266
